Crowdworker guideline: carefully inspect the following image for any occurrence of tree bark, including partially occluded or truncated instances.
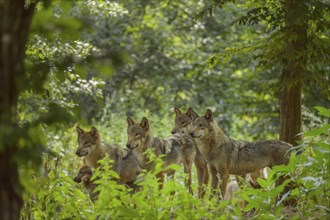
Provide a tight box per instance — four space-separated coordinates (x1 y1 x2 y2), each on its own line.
279 74 302 145
0 0 35 219
280 0 307 145
278 0 308 206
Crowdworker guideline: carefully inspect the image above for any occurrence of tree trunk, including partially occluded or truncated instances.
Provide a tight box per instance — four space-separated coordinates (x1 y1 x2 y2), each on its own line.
279 74 302 145
277 0 308 207
0 0 35 219
280 0 307 145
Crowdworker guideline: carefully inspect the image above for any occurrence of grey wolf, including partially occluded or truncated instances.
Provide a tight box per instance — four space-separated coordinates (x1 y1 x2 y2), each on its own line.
189 108 293 198
76 126 117 168
75 126 141 185
171 107 209 198
126 117 195 192
74 165 98 202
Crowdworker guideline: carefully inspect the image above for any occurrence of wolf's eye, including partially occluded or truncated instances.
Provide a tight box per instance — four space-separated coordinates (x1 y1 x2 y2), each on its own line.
199 124 204 128
135 133 141 138
84 140 90 145
181 123 187 127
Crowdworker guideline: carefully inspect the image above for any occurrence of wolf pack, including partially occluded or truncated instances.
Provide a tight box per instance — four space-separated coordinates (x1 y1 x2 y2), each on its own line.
73 107 296 205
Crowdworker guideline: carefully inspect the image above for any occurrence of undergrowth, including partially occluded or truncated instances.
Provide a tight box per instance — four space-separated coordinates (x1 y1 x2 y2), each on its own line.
20 107 330 219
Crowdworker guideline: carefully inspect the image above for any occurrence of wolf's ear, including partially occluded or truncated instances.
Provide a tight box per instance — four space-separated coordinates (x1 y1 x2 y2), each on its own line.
187 107 198 120
127 117 135 126
76 126 85 135
174 107 181 116
90 127 98 137
140 117 149 130
204 109 213 122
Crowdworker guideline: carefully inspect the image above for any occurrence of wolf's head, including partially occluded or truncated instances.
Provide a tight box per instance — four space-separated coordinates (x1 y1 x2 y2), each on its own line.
189 109 214 139
76 126 99 157
126 117 150 151
81 174 93 186
74 165 93 183
171 107 195 135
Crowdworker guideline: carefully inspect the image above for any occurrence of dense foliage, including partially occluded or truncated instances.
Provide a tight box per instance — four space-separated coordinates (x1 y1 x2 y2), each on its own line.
20 106 330 219
14 0 330 219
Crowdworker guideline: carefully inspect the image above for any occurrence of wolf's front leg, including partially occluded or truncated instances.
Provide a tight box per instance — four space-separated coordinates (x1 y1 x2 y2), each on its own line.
220 171 229 200
203 162 209 186
156 172 165 190
209 165 219 197
183 161 193 194
194 156 208 198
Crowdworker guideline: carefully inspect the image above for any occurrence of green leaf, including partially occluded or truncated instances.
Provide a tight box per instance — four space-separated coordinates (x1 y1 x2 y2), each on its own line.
257 178 268 188
314 106 330 117
303 124 330 137
244 201 256 212
168 163 181 171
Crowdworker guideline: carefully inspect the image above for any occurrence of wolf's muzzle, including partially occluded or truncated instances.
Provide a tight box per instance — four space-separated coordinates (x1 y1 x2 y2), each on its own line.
126 143 138 149
76 150 87 157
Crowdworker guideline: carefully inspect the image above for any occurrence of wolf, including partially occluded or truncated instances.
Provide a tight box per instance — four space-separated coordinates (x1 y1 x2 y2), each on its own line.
188 108 293 198
75 126 141 185
76 126 118 168
126 117 196 192
74 165 98 202
116 149 142 187
171 107 209 198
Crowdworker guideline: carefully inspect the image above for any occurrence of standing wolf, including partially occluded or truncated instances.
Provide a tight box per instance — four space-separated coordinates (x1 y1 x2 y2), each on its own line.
76 126 117 169
189 108 293 198
171 107 209 198
126 117 196 192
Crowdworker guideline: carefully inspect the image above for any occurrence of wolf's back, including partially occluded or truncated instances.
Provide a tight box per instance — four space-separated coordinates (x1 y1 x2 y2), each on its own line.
243 140 292 165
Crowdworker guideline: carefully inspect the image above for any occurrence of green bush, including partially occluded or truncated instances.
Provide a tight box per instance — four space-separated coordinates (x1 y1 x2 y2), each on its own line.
20 106 330 219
